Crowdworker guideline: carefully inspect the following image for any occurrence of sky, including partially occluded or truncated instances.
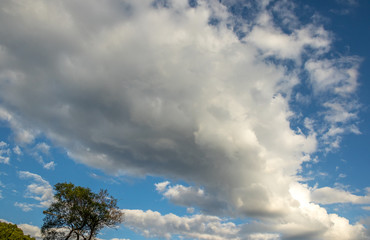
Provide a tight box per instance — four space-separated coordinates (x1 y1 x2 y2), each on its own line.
0 0 370 239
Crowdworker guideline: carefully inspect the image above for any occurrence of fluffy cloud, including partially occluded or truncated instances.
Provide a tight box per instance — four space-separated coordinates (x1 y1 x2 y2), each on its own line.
0 0 366 239
123 207 368 240
123 209 240 240
16 171 54 211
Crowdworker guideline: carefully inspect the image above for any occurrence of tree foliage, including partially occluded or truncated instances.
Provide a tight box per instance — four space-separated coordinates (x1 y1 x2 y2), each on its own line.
41 182 123 240
0 222 36 240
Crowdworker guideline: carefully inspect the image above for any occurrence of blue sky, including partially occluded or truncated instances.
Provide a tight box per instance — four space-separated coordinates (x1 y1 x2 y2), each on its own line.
0 0 370 239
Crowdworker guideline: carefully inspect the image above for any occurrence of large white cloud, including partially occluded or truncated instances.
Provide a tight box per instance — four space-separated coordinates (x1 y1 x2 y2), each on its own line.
0 0 367 239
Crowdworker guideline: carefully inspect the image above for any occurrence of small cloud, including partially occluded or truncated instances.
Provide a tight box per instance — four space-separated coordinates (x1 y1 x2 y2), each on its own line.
362 206 370 211
43 161 55 170
0 141 7 148
14 202 36 212
13 146 22 155
155 181 170 192
0 141 10 164
187 207 195 214
35 142 50 155
338 173 346 178
31 143 55 170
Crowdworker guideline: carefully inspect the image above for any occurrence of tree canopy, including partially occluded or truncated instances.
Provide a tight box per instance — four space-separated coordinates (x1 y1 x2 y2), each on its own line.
41 182 123 240
0 222 36 240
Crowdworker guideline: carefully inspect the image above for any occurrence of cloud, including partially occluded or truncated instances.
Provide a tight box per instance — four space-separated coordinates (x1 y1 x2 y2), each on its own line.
31 142 56 170
362 206 370 211
311 187 370 205
0 0 366 238
123 207 368 240
16 171 54 211
155 181 228 215
13 145 22 155
0 219 42 240
123 209 240 240
0 141 10 164
18 223 43 240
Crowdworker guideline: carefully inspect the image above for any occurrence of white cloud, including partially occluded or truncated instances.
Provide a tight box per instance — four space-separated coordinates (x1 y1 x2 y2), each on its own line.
123 209 240 240
311 187 370 205
0 219 42 240
42 161 55 170
124 207 368 240
31 142 55 170
16 171 54 211
0 0 366 239
13 145 22 155
305 57 360 96
0 140 10 164
338 173 346 178
35 142 50 155
18 223 43 240
246 24 330 60
14 202 37 212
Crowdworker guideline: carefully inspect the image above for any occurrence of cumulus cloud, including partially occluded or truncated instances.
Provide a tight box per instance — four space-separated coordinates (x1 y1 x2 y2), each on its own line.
123 209 240 240
16 171 54 211
124 207 368 240
0 0 366 239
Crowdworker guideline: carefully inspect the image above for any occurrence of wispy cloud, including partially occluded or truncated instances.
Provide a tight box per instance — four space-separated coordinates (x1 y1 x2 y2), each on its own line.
16 171 54 211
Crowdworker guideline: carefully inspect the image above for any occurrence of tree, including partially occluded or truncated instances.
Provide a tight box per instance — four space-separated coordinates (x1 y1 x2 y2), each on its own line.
41 182 123 240
0 222 36 240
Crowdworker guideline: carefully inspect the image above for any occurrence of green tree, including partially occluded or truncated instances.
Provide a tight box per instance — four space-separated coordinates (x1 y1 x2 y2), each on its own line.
0 222 36 240
41 182 123 240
